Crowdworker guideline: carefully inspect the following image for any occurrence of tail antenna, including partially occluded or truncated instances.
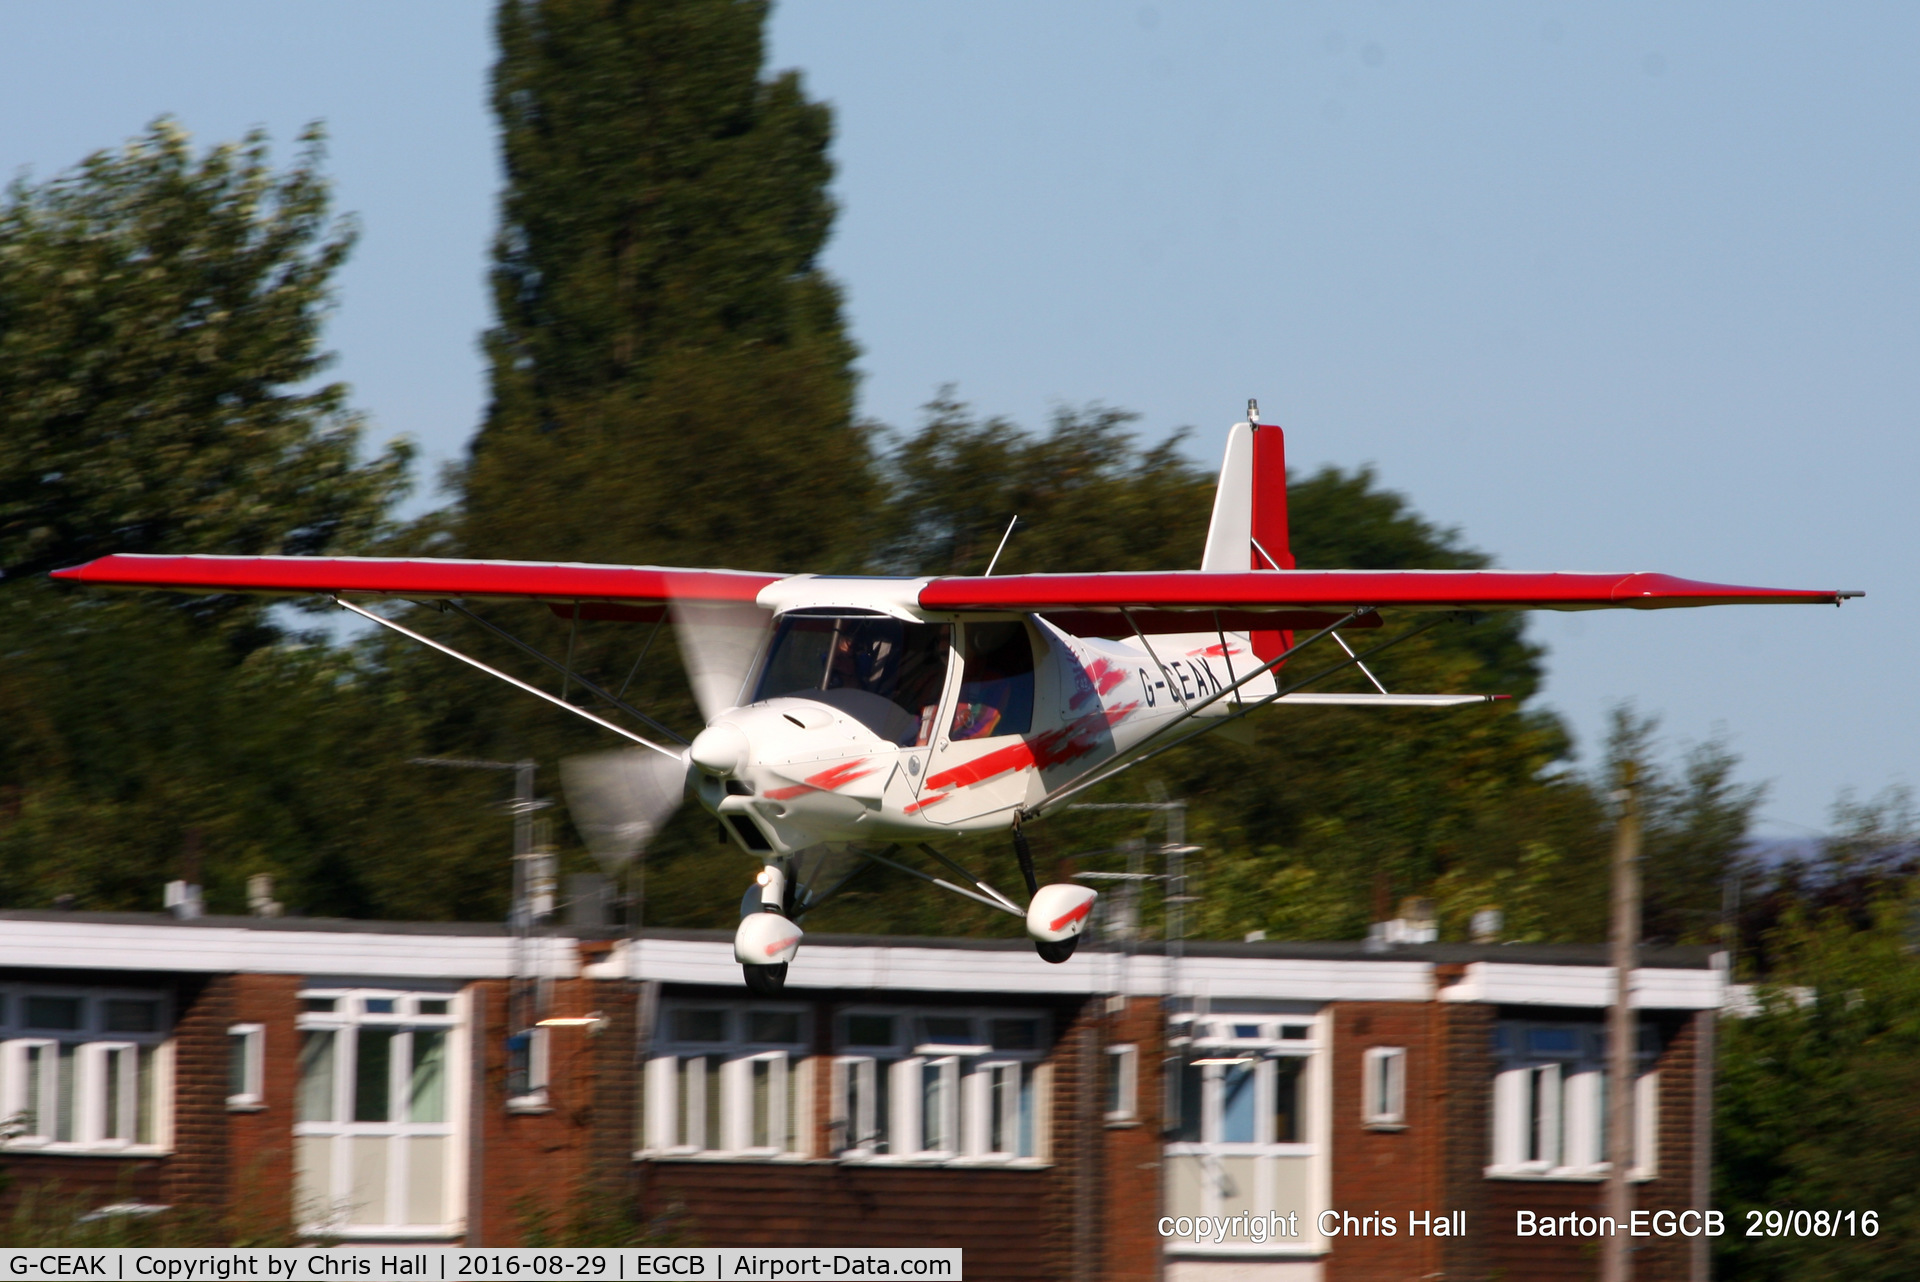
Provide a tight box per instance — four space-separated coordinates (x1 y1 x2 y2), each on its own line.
1247 397 1260 426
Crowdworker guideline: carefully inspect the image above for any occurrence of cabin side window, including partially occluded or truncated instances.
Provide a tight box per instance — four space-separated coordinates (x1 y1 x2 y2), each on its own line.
950 622 1035 739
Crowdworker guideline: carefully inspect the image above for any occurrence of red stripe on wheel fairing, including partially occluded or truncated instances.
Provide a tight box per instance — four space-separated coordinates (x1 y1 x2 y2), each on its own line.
1050 899 1094 933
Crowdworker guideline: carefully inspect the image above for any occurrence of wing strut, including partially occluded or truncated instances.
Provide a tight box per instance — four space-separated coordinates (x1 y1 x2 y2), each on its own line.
1026 609 1456 819
331 596 685 761
444 600 689 745
855 844 1027 918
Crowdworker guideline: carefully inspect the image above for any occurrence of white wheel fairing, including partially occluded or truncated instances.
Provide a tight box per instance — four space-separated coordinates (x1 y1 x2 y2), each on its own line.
1026 883 1099 943
735 911 803 965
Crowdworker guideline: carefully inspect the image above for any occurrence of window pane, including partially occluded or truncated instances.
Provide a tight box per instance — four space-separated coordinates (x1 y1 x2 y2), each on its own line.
23 1044 44 1135
752 1059 773 1148
364 998 396 1015
298 1031 337 1122
704 1059 722 1150
1527 1027 1580 1057
1105 1050 1125 1115
355 1030 394 1122
680 1059 702 1149
1274 1057 1305 1142
105 1048 127 1141
229 1032 250 1097
104 1000 158 1033
922 1062 950 1151
785 1058 800 1153
1232 1023 1261 1039
136 1046 155 1145
25 997 80 1030
749 1011 801 1044
871 1059 890 1151
989 1065 1018 1153
990 1019 1038 1051
1280 1025 1310 1041
1173 1061 1204 1142
302 997 337 1013
409 1031 446 1124
56 1043 75 1141
951 622 1034 739
1017 1070 1035 1158
417 1000 450 1016
846 1015 893 1047
673 1009 726 1043
1220 1063 1256 1143
922 1017 973 1046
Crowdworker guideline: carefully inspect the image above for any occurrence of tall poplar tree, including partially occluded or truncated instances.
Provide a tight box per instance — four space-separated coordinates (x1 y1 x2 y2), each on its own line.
461 0 871 571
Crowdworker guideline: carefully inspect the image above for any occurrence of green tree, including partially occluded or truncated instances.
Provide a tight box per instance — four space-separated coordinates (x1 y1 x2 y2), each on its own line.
0 118 408 589
1717 876 1920 1278
459 0 871 573
0 120 437 915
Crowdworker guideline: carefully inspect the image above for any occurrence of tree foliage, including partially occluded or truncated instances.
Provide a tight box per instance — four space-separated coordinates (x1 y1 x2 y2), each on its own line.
0 119 409 589
1717 805 1920 1280
0 121 445 915
459 0 871 573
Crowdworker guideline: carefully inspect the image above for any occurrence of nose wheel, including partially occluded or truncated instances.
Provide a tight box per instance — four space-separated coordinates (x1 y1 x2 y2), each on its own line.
1034 937 1078 964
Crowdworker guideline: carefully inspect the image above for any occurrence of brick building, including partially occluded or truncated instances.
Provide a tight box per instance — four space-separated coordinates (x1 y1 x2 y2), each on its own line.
0 909 1721 1279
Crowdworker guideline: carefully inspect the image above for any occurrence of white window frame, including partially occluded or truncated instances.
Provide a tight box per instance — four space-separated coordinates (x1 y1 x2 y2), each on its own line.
1362 1046 1406 1129
1163 1010 1328 1255
1 1039 60 1146
0 984 171 1155
1105 1044 1138 1124
826 1006 1049 1167
505 1026 550 1114
228 1023 266 1112
829 1055 887 1157
641 1002 813 1161
292 987 466 1239
1487 1020 1658 1181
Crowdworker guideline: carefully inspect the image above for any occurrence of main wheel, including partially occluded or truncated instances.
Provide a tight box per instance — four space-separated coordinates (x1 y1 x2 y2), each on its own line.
1034 936 1078 964
743 962 789 995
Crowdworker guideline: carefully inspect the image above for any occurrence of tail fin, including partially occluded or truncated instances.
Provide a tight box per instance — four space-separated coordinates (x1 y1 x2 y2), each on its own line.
1201 418 1293 660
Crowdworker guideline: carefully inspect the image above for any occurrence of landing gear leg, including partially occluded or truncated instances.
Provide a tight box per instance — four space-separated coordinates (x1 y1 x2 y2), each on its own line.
736 862 800 993
1012 820 1040 897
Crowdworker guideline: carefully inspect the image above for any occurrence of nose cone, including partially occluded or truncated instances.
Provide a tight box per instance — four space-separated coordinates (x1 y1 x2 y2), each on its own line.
689 722 751 777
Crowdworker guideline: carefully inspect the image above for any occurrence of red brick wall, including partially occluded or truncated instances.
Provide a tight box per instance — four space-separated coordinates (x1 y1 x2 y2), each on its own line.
1325 1000 1443 1281
1101 996 1166 1282
469 976 604 1244
225 973 301 1240
159 974 228 1212
1436 995 1494 1281
639 1162 1054 1280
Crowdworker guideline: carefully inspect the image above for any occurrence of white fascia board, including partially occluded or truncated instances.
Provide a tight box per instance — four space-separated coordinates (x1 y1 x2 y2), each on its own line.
0 920 576 981
1439 962 1722 1010
593 939 1430 1001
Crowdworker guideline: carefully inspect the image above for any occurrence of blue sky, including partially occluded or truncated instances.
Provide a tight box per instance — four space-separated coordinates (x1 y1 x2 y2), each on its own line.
4 2 1913 835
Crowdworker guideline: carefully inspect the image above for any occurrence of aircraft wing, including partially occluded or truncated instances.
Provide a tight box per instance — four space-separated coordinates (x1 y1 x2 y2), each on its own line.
917 569 1859 613
47 553 782 613
51 556 1859 616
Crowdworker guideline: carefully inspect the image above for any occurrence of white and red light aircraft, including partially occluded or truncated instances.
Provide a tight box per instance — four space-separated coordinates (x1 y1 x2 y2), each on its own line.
52 414 1859 992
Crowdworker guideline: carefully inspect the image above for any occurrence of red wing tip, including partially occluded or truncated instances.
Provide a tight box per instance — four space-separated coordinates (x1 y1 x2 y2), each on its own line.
1491 694 1513 701
48 565 86 581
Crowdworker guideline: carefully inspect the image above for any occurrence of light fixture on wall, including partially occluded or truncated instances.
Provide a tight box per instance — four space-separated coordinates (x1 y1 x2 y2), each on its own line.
536 1011 609 1035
